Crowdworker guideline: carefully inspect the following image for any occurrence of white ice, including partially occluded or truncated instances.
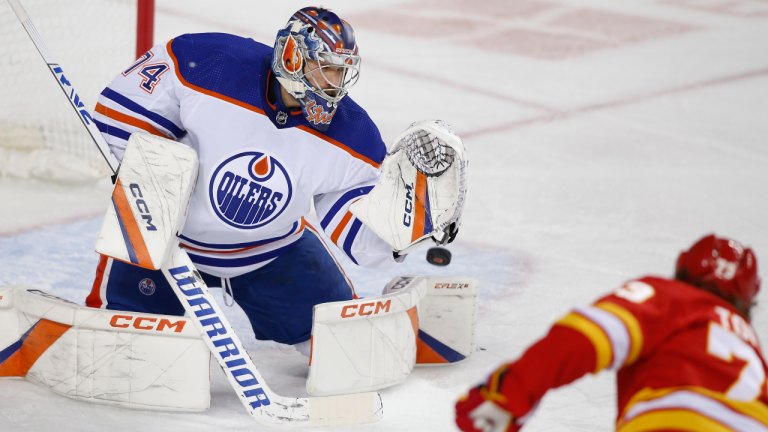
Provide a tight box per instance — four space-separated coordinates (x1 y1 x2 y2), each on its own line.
1 0 767 431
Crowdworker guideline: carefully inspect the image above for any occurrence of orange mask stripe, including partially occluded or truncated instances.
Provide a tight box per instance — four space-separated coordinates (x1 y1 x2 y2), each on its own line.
95 103 166 138
0 319 72 377
411 171 427 242
113 178 154 269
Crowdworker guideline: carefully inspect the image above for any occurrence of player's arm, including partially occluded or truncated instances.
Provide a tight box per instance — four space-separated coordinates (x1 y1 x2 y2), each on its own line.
92 41 186 161
456 320 604 431
456 281 659 432
314 177 402 269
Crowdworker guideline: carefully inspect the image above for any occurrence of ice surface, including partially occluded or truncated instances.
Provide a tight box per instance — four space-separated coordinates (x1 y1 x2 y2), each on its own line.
1 0 768 431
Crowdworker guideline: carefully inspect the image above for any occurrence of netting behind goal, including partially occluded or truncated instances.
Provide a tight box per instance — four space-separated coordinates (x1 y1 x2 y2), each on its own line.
0 0 137 181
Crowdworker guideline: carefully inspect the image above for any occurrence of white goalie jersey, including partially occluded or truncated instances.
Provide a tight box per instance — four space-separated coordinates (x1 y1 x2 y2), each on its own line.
92 33 397 277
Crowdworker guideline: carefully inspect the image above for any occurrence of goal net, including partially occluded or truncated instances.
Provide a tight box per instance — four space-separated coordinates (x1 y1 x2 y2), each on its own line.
0 0 138 181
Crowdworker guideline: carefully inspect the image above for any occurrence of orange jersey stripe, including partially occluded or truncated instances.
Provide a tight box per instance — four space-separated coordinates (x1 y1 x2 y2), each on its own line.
0 319 72 377
297 125 382 169
167 39 380 169
331 211 354 245
113 178 154 269
94 103 166 138
411 171 428 242
167 39 266 116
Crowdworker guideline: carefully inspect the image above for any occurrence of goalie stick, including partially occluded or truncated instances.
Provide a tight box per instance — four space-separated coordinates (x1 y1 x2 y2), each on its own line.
6 0 383 427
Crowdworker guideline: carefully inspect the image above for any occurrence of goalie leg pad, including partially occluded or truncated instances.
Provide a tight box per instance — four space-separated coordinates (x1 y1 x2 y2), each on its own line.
0 286 210 411
307 275 479 395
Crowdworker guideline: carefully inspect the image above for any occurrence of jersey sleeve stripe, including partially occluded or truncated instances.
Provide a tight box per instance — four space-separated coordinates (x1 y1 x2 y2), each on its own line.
331 211 354 245
320 186 373 230
342 218 363 265
100 87 185 138
95 103 166 138
620 387 768 429
595 301 644 366
94 118 131 142
573 305 631 370
556 312 613 373
619 409 738 432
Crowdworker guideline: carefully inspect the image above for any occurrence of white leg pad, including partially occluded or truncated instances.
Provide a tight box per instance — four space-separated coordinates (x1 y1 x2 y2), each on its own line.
306 275 479 396
0 286 210 411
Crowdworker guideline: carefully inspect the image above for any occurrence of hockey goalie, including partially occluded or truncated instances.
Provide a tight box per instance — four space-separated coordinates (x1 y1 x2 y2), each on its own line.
0 4 477 424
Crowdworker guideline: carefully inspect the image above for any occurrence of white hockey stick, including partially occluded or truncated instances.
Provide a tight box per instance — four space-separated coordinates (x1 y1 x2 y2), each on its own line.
7 0 119 176
7 0 383 427
162 242 382 427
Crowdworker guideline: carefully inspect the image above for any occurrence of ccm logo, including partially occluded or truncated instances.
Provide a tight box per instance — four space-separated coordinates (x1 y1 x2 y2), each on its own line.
403 184 413 227
129 183 158 231
110 315 186 332
434 283 469 290
341 300 391 318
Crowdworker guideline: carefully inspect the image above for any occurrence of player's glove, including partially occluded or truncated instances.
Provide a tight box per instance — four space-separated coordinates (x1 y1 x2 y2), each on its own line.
456 366 519 432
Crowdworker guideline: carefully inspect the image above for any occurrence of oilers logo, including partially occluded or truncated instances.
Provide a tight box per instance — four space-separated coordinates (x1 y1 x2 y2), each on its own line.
139 278 156 295
209 151 293 229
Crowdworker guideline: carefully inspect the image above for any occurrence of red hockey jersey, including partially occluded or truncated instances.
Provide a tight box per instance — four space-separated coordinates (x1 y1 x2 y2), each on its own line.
497 276 768 431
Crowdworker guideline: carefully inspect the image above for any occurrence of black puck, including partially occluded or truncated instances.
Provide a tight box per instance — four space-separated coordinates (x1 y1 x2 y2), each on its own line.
426 247 451 266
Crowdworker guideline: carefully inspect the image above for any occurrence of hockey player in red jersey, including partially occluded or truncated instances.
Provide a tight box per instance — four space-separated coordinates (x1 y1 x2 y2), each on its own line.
456 234 764 432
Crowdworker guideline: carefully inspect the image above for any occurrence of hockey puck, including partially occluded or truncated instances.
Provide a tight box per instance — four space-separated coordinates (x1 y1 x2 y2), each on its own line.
426 247 452 266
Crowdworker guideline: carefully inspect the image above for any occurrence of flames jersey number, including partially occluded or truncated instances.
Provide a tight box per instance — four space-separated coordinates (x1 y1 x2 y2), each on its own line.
707 320 766 401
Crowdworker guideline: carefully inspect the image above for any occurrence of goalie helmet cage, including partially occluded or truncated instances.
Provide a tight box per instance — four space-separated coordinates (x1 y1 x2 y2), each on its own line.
0 0 154 179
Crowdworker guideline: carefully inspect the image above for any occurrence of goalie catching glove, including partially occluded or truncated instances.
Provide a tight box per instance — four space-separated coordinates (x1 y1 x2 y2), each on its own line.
350 120 468 254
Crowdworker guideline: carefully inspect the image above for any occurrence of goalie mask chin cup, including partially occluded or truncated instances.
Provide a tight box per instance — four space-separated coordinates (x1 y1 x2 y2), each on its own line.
272 7 361 131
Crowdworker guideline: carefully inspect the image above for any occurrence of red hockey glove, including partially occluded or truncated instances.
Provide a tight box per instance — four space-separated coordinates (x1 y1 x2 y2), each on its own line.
455 385 519 432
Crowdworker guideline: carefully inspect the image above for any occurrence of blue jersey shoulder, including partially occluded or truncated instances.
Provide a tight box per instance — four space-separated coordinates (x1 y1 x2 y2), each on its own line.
169 33 270 110
323 97 386 165
170 33 385 165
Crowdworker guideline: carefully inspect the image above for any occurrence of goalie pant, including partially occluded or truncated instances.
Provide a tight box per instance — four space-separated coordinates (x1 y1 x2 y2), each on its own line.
458 276 768 432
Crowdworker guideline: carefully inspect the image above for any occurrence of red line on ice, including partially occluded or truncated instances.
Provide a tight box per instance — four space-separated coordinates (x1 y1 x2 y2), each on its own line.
462 67 768 138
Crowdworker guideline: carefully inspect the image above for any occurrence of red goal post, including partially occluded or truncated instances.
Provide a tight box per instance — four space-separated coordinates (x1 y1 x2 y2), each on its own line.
136 0 155 60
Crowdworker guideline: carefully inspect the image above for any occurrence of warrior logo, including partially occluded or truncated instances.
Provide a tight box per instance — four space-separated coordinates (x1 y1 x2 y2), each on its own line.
209 151 293 229
139 278 156 295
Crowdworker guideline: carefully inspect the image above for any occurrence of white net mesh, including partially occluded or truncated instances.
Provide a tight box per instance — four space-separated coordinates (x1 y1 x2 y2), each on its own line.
0 0 137 180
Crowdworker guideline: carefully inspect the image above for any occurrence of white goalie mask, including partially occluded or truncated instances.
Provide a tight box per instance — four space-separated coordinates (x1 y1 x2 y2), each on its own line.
271 7 361 131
